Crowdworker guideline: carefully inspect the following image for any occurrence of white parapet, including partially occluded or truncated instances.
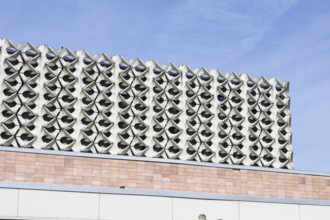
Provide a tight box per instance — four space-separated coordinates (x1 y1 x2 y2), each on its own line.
0 39 292 168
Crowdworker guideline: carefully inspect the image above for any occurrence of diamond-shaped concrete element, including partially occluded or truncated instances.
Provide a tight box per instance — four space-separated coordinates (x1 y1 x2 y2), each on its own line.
0 39 292 168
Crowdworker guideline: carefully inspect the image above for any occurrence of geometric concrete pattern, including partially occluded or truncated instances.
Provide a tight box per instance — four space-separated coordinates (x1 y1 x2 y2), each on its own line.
0 39 292 168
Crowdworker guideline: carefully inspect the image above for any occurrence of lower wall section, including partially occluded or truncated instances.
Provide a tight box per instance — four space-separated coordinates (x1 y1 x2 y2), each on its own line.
0 187 329 220
1 148 330 201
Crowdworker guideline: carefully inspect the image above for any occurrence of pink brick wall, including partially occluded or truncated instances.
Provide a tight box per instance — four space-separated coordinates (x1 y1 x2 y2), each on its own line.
0 150 329 200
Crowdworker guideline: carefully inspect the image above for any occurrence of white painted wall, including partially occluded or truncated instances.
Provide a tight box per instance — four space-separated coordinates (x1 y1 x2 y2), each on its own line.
99 194 172 220
0 188 18 217
300 205 330 220
0 187 329 220
18 189 99 219
173 198 239 220
239 201 299 220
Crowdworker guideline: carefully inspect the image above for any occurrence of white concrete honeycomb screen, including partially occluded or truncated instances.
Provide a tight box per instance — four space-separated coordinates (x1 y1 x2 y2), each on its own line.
0 39 292 169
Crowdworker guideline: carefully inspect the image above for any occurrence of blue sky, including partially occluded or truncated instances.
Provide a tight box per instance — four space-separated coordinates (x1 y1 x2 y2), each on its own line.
1 0 329 172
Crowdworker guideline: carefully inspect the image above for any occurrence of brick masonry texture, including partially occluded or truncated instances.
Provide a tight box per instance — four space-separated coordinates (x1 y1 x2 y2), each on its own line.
0 150 329 200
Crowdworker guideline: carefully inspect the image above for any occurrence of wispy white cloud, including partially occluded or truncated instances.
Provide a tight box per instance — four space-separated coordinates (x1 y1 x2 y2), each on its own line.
147 0 297 68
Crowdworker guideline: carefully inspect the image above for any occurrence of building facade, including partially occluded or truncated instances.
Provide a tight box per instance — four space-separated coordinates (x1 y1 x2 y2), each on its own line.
0 39 291 169
0 39 328 220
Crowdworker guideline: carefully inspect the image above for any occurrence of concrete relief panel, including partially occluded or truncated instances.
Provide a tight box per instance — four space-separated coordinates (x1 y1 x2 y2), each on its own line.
0 38 292 168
